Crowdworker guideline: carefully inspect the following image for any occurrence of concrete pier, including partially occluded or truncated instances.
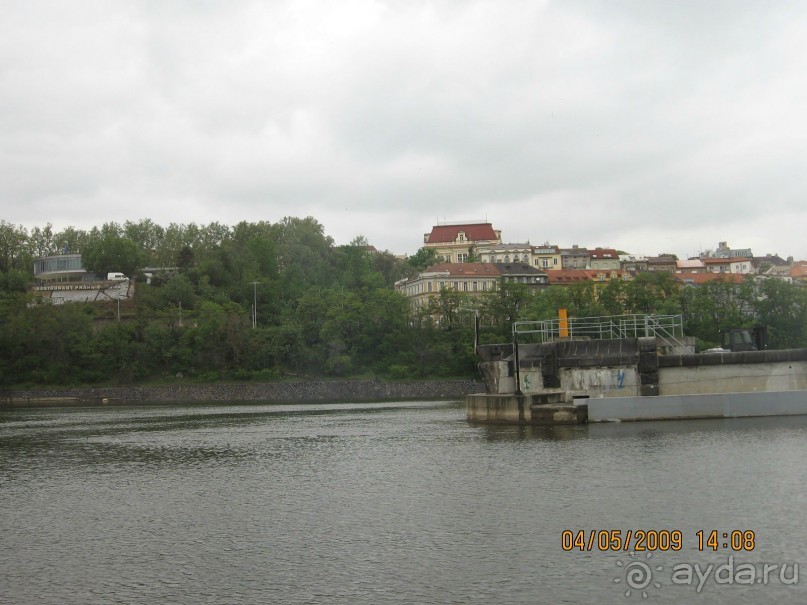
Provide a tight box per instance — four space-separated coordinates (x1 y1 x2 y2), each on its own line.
466 391 587 425
587 390 807 422
468 337 807 425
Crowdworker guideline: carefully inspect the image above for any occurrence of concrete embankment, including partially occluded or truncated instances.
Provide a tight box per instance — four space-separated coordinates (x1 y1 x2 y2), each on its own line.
0 379 484 407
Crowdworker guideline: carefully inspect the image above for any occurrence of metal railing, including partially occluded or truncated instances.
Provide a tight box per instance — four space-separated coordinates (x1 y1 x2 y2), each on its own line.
513 314 685 344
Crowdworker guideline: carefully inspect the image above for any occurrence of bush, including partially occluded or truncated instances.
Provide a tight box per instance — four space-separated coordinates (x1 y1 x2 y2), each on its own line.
325 354 353 376
387 364 411 379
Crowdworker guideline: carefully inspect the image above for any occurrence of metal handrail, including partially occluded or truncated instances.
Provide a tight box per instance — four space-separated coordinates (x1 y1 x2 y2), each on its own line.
513 314 685 344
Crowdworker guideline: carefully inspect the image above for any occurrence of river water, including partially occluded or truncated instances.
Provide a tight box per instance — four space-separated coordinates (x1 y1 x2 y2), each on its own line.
1 400 806 604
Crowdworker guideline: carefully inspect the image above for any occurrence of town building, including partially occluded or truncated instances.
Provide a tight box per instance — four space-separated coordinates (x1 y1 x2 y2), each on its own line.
589 248 621 270
752 254 790 272
676 259 706 274
700 241 754 259
702 257 754 275
493 263 548 286
422 221 501 264
395 263 501 308
674 273 747 287
646 255 678 273
560 245 590 269
546 269 633 286
394 262 547 308
791 263 807 286
476 243 533 264
533 243 562 270
33 254 93 283
620 255 648 272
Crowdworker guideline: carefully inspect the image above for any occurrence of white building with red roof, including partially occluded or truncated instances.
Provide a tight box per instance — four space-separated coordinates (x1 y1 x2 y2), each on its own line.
395 262 502 308
703 257 754 274
422 221 501 264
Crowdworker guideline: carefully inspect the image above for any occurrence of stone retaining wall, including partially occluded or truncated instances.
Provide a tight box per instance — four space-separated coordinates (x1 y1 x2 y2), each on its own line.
1 379 485 406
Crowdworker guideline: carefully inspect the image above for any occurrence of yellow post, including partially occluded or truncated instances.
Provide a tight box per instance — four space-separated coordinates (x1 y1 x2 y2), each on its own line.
559 308 569 339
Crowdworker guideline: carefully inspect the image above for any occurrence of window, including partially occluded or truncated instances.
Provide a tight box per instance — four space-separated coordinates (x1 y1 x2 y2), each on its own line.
463 282 469 291
428 282 432 292
473 281 478 291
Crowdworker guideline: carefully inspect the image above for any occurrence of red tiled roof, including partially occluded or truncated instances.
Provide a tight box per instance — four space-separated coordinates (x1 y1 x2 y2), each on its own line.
791 264 807 279
423 263 501 276
546 269 631 284
674 273 747 285
425 223 499 244
590 248 619 259
548 270 589 283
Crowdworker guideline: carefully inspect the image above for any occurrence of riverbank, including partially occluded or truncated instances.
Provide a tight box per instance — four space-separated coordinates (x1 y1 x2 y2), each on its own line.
0 378 485 407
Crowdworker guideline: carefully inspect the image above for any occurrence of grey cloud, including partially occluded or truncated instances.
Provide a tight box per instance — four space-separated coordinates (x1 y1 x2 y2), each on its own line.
1 0 805 259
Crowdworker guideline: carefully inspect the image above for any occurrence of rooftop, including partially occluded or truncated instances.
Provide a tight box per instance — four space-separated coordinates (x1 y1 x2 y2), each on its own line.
424 223 500 244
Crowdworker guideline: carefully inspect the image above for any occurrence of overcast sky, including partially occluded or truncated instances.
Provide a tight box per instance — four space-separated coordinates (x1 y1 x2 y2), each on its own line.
2 1 806 259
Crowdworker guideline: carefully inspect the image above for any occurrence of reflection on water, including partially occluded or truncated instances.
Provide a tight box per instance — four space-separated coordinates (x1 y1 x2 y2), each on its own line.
2 401 807 604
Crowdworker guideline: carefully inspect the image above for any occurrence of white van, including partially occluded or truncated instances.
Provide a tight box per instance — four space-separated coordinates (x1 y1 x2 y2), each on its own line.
107 272 128 281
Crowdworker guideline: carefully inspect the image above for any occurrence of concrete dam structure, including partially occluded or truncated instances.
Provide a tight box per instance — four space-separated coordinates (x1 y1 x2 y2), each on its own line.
467 314 807 424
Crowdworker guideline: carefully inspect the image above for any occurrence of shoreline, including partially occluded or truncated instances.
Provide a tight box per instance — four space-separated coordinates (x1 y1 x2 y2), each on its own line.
0 378 484 407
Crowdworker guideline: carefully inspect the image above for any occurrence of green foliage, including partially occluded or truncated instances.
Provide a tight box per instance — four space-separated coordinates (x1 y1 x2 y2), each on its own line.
2 217 806 387
752 278 807 348
0 270 31 293
479 282 532 341
82 235 142 277
407 247 439 271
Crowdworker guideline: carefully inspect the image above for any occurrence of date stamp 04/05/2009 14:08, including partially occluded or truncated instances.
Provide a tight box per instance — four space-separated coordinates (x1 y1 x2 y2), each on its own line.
561 529 800 597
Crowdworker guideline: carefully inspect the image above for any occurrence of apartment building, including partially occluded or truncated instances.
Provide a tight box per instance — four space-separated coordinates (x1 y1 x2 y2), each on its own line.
533 243 562 270
589 248 621 270
560 245 590 269
422 221 501 264
394 262 547 308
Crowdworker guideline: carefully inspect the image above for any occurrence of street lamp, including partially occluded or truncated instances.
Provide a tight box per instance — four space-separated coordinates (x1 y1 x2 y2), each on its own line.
250 281 260 328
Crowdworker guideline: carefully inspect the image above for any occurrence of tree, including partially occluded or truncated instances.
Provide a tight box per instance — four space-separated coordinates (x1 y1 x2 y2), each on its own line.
752 278 807 348
28 223 57 258
407 247 439 271
124 219 165 254
54 226 90 255
82 235 142 277
0 221 29 273
479 281 532 341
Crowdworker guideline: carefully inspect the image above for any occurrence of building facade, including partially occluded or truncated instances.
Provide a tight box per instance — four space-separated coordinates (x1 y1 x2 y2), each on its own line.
560 245 590 269
589 248 621 270
476 243 532 264
423 222 502 263
395 262 548 308
33 254 93 282
533 243 562 270
395 263 501 308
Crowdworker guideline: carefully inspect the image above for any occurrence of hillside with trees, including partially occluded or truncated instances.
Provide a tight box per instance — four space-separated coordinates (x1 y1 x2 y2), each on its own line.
1 218 806 387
